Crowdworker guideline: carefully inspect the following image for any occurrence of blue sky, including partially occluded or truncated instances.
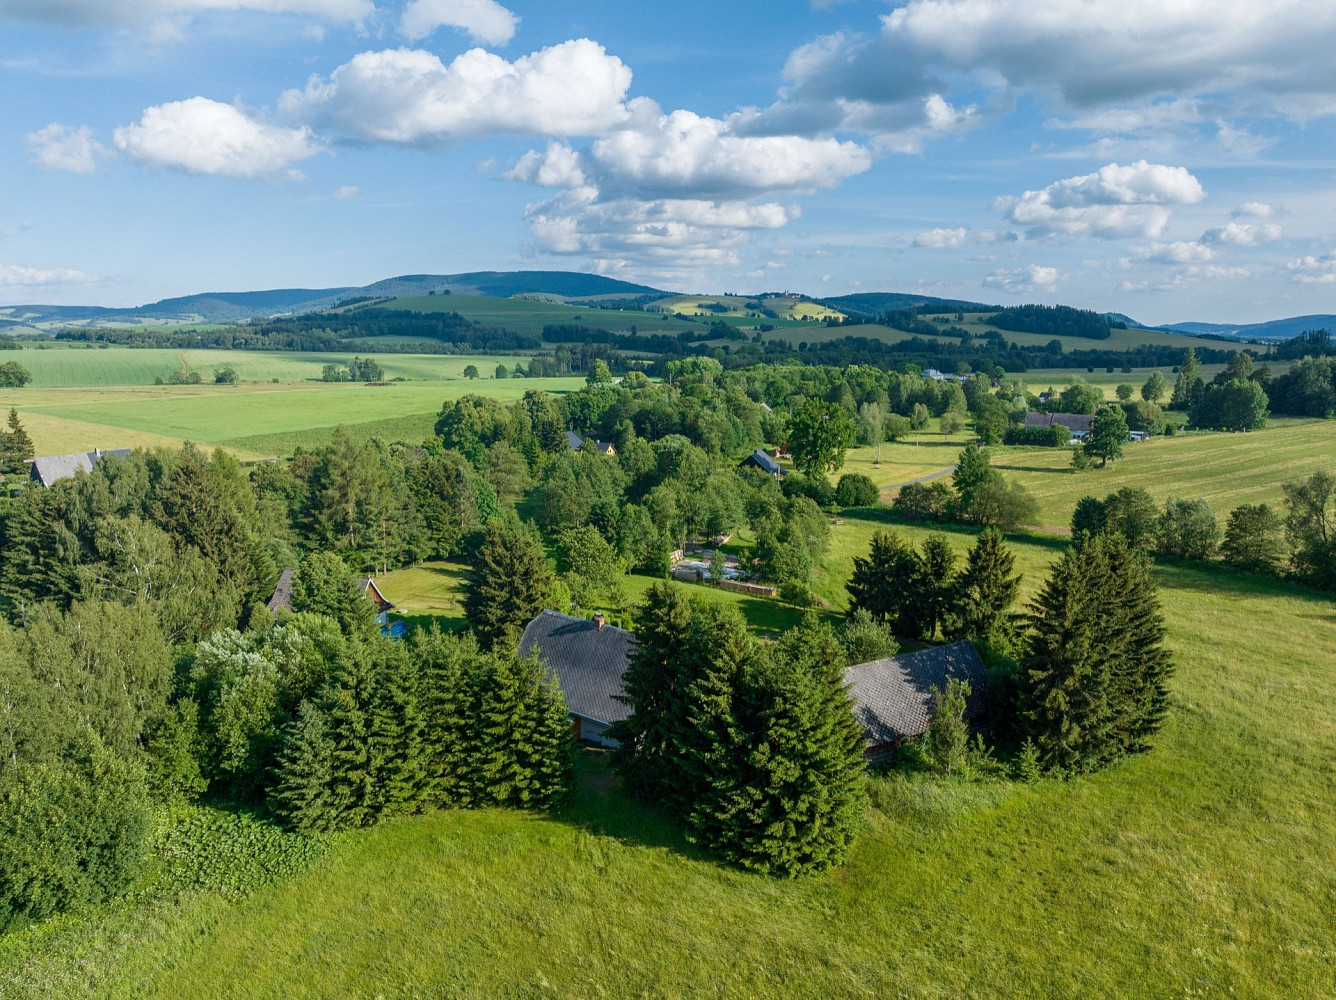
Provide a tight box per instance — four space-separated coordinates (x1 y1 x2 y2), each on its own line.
3 0 1335 324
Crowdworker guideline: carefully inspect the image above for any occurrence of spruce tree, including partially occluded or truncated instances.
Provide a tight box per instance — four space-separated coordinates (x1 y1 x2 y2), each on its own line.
414 626 479 808
270 701 338 834
463 520 555 650
2 409 33 475
319 643 379 828
471 651 575 809
1102 538 1173 754
1171 348 1202 410
907 534 957 641
609 581 694 799
726 614 869 875
368 640 425 817
1019 533 1172 773
1018 539 1115 773
846 530 916 629
944 528 1021 642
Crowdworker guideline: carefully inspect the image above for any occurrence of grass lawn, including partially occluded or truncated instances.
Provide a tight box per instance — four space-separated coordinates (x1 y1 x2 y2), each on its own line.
4 346 539 387
4 528 1333 998
0 374 586 459
990 418 1336 532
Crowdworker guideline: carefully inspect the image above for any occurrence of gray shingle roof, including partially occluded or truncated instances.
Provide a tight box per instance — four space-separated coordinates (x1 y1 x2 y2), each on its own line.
740 449 783 475
1023 411 1094 433
267 568 296 614
518 610 637 726
845 641 989 747
565 430 584 450
28 448 131 487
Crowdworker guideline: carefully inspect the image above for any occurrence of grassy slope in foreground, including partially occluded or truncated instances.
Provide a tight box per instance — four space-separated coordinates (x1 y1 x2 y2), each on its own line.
3 535 1332 998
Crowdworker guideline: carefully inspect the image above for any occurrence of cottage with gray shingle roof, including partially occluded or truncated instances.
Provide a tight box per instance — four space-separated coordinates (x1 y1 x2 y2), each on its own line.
1023 411 1095 438
845 641 989 764
28 448 131 487
739 448 784 477
518 610 637 747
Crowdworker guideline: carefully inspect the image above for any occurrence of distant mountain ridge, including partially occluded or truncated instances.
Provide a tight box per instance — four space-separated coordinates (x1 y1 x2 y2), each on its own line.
0 271 671 327
1161 314 1336 342
3 270 1328 343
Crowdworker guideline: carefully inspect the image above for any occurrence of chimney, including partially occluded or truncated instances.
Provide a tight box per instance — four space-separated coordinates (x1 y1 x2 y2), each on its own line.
594 612 605 630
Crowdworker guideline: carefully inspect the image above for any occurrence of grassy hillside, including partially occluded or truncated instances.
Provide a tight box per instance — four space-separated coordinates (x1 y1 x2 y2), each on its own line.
1 368 585 458
990 418 1336 532
383 294 702 340
4 346 538 388
3 524 1333 997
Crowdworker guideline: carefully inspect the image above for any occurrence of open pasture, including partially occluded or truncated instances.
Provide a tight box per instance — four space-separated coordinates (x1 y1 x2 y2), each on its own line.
1 367 586 458
4 524 1334 998
990 418 1336 532
6 346 537 388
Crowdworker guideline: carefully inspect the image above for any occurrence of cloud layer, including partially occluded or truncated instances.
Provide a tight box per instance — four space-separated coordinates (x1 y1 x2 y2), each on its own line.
996 161 1205 239
281 41 634 143
113 98 321 179
399 0 517 45
26 124 106 174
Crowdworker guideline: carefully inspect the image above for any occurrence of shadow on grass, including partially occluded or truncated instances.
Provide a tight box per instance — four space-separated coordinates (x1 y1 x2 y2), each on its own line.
556 750 708 861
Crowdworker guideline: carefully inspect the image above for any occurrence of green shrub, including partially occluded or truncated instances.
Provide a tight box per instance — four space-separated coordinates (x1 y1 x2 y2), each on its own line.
835 473 879 508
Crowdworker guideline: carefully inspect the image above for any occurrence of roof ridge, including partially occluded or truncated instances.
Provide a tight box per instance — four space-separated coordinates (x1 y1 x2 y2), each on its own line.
846 639 979 673
535 608 635 636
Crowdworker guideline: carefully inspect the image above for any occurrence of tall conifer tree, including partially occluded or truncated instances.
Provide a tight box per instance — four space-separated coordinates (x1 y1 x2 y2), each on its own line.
609 581 694 799
270 701 338 833
945 528 1021 642
463 521 555 650
320 643 379 827
414 626 479 808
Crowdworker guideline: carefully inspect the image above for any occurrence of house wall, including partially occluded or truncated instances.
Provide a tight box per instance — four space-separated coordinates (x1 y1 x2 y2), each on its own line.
574 715 619 748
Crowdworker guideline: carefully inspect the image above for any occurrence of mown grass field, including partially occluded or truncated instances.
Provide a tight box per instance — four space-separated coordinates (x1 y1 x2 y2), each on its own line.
6 346 537 387
3 519 1334 998
0 360 586 459
990 418 1336 532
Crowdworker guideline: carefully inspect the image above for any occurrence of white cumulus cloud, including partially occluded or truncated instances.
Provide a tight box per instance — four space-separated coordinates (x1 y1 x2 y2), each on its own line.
1134 241 1214 264
113 97 321 179
1287 253 1336 284
281 41 634 143
1201 221 1282 246
0 263 96 286
995 161 1205 239
400 0 517 45
26 123 107 174
333 184 362 200
983 264 1059 292
914 227 968 249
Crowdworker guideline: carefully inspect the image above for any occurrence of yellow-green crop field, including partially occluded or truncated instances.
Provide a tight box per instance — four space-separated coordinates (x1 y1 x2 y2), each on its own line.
0 347 585 459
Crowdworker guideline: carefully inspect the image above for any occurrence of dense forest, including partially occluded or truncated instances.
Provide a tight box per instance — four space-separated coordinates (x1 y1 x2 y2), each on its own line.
985 304 1124 340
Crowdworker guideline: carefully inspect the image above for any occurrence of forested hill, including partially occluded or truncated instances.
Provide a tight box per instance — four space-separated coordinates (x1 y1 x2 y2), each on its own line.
4 272 671 326
986 304 1124 340
818 292 994 318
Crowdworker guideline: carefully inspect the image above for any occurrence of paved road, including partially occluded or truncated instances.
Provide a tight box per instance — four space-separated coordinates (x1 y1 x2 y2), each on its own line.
878 465 958 493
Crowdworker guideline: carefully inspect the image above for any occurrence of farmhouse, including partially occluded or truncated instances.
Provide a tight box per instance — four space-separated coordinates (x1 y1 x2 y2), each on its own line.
739 448 785 477
1024 411 1095 440
846 642 990 764
565 430 617 456
266 568 395 623
28 447 131 487
518 610 635 747
517 610 987 758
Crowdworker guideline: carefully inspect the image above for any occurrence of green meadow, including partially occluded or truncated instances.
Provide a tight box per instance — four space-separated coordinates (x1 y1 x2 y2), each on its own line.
4 518 1334 998
0 348 585 458
991 418 1336 531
